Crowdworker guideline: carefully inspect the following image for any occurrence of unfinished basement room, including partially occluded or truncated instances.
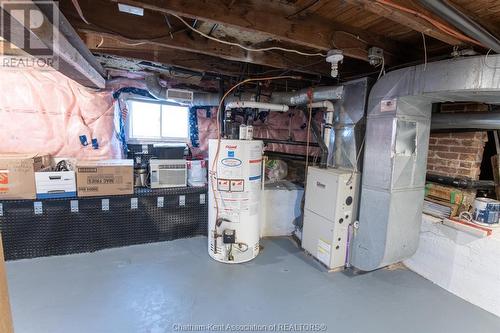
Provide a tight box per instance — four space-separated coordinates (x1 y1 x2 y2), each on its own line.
1 0 500 332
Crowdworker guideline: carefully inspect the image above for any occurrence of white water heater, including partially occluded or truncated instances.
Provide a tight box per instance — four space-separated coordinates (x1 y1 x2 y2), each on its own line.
208 139 263 263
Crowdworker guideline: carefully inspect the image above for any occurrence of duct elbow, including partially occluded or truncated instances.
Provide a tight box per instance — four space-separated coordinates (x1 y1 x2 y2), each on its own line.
145 75 167 100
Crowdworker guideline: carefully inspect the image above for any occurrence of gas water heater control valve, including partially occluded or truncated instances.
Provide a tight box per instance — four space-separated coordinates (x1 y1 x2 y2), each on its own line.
223 229 236 244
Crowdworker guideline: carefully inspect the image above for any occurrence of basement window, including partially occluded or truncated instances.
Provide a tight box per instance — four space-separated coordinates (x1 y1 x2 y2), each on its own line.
127 100 189 142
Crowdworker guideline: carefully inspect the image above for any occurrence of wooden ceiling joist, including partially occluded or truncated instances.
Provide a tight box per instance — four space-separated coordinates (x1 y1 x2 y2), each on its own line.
110 0 403 62
90 44 254 77
79 28 332 76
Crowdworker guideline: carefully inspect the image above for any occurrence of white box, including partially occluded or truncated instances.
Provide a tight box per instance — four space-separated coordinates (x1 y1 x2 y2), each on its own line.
35 171 76 199
302 167 360 270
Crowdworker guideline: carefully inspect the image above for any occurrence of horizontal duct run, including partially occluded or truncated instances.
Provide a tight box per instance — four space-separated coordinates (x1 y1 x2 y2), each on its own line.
144 75 344 107
431 111 500 130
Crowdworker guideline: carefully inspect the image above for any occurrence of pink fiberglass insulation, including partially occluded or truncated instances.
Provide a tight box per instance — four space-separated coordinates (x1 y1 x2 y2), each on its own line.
0 69 122 159
192 108 321 157
191 108 218 158
253 109 321 156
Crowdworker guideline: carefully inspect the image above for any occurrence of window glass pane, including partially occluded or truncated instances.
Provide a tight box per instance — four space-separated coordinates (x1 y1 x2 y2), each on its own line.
130 101 161 138
161 105 188 139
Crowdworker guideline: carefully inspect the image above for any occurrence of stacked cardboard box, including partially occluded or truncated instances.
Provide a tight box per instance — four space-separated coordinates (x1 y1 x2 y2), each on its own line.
0 155 134 199
76 160 134 197
0 154 50 200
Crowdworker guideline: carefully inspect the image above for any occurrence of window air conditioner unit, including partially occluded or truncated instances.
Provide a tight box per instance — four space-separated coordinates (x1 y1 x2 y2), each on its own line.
149 159 187 188
166 89 194 104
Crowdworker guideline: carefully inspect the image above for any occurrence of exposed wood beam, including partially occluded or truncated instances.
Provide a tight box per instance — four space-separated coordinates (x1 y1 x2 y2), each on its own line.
344 0 463 46
110 0 403 62
77 27 331 76
89 35 372 83
36 2 106 77
0 1 104 88
90 45 252 77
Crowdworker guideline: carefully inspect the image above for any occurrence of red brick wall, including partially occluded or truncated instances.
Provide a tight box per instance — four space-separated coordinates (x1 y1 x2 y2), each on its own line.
427 132 488 180
427 103 490 180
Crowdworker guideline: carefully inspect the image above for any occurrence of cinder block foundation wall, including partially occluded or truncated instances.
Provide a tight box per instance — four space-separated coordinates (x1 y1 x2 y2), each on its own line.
427 103 489 181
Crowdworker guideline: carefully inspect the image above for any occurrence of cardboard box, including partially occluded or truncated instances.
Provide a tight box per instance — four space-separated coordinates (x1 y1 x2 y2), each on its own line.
35 171 76 199
0 154 50 200
425 182 476 216
76 160 134 197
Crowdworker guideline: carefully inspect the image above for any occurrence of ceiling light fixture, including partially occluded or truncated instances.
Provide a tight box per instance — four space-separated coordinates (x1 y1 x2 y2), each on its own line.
326 49 344 78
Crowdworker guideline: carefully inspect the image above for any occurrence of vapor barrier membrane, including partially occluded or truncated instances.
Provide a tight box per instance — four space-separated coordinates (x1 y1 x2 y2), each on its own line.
0 187 208 260
0 68 121 159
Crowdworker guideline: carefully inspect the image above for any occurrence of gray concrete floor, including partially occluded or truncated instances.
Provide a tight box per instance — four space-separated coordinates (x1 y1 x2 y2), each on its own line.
6 236 500 333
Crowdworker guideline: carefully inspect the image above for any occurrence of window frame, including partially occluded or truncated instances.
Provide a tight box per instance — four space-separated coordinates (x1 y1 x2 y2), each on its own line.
126 98 189 143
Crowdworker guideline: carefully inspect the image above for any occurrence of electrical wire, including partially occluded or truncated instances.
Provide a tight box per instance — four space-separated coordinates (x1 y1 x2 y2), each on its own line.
484 49 500 69
304 91 313 178
377 56 385 80
71 0 90 25
171 13 327 57
354 133 366 173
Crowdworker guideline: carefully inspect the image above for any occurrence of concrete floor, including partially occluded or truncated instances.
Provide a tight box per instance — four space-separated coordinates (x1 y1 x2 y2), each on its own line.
6 237 500 333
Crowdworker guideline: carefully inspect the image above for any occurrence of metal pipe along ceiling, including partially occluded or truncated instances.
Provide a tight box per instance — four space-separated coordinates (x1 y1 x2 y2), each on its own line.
431 111 500 130
144 75 344 107
418 0 500 53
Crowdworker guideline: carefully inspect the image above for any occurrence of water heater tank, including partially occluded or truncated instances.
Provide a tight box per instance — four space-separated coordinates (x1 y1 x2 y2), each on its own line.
208 139 263 263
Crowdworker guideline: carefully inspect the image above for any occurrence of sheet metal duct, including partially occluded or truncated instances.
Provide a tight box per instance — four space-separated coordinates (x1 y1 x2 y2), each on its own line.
419 0 500 53
328 78 371 170
351 54 500 271
145 75 343 107
269 86 344 105
431 111 500 130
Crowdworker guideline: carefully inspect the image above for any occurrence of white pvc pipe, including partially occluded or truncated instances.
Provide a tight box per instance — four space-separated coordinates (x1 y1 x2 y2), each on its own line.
310 101 334 150
226 101 289 112
310 101 334 111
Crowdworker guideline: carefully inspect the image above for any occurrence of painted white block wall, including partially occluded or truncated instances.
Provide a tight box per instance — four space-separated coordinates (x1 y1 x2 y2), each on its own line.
261 181 303 237
405 214 500 317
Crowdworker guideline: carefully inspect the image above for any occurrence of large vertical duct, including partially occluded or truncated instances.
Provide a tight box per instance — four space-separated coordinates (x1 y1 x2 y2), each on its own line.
351 54 500 271
328 78 371 170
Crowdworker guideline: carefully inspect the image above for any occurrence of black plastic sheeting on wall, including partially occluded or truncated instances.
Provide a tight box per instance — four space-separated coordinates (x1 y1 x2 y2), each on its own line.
0 187 208 261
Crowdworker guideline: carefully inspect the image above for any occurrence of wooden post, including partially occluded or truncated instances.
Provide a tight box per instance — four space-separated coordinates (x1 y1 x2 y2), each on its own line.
0 234 14 333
